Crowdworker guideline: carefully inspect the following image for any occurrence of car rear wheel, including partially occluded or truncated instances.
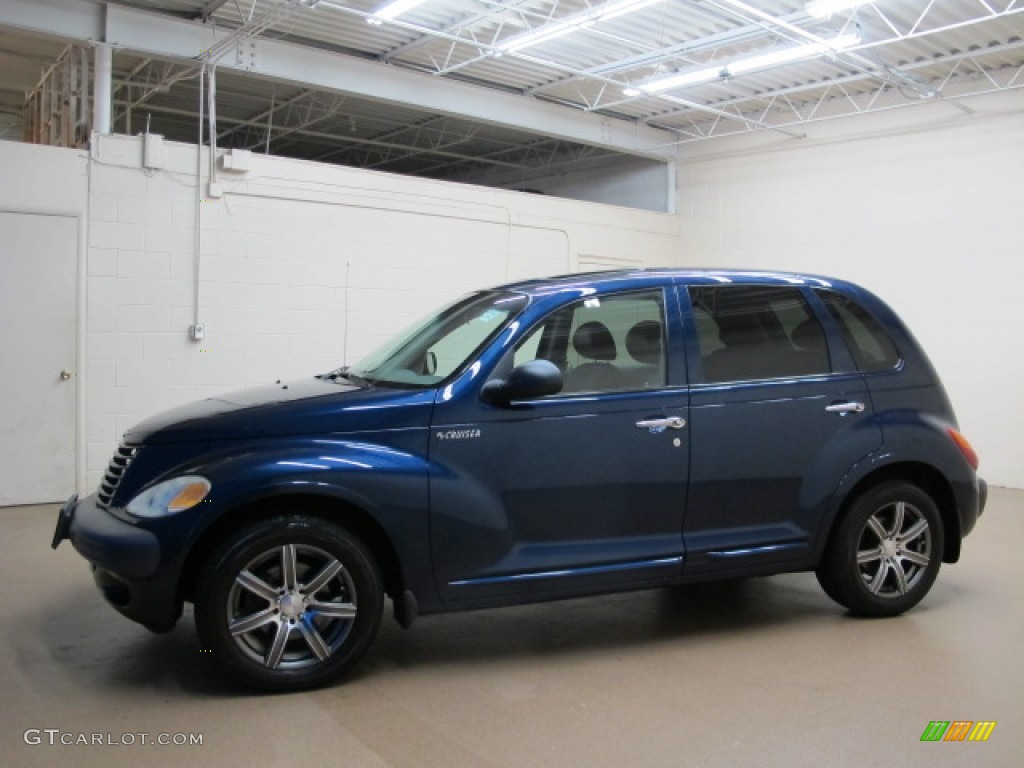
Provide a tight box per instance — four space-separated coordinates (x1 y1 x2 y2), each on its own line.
195 515 383 691
816 481 943 617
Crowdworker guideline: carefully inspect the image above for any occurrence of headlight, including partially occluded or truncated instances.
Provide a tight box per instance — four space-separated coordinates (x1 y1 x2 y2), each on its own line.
126 476 211 518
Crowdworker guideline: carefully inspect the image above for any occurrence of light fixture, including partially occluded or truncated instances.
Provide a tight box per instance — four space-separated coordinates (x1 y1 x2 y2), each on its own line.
626 33 860 95
805 0 874 18
368 0 429 25
497 0 666 54
497 17 589 54
634 66 725 94
728 33 861 74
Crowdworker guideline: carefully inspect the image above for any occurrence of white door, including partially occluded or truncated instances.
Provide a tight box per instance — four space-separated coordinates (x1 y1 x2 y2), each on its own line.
0 211 78 506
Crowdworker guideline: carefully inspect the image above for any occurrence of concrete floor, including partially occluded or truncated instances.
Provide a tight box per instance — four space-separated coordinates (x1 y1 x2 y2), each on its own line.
1 489 1020 768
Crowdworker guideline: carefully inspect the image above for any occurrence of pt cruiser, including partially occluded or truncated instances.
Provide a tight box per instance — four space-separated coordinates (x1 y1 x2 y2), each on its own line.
53 270 986 691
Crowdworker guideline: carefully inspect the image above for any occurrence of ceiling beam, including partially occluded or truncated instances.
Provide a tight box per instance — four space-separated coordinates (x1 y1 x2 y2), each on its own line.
0 0 678 161
0 0 102 41
646 38 1024 126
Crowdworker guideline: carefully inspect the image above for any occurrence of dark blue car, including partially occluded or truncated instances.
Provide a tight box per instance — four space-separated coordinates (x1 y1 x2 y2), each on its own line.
53 270 986 691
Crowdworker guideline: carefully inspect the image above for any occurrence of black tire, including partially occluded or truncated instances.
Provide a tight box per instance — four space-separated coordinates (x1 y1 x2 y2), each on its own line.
816 481 944 617
195 515 383 692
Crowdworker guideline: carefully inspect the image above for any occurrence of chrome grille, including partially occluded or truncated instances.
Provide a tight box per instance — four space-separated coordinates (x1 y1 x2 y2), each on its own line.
97 442 139 508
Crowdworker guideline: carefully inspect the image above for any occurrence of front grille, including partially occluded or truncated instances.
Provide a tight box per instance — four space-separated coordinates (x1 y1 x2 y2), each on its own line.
97 442 139 508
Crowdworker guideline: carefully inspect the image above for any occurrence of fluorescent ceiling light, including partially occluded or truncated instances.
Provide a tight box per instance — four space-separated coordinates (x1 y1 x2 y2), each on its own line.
728 33 861 74
369 0 429 24
637 66 724 93
498 18 586 53
629 34 860 94
806 0 874 18
497 0 666 54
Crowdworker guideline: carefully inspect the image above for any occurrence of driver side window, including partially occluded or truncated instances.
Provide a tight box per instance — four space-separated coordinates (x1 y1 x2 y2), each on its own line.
513 290 667 394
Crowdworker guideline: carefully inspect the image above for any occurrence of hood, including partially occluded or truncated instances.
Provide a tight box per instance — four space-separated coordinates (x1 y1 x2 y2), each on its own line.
124 378 435 445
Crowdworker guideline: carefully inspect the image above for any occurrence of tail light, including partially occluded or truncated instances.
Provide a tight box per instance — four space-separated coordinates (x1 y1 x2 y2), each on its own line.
947 428 979 471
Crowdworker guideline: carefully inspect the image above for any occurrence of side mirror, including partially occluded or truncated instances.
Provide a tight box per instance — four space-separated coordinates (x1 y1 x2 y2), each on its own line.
481 360 563 406
420 350 437 376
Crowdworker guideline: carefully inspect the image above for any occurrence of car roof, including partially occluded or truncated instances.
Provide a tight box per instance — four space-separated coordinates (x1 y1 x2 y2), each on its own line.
496 268 854 296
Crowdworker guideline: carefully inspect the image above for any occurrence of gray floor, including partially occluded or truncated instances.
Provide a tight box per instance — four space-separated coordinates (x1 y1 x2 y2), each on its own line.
1 489 1021 767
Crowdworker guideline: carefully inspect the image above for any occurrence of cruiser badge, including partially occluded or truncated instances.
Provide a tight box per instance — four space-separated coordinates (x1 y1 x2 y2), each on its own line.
435 428 482 441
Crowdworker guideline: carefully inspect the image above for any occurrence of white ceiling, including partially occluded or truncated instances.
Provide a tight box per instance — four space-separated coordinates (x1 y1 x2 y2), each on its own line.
0 0 1021 184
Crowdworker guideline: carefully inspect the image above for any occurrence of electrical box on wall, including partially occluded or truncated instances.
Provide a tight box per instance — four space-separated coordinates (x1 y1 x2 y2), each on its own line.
220 148 252 172
142 133 165 169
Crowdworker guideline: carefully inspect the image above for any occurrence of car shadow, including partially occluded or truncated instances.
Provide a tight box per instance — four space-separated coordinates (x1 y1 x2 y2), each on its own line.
35 573 956 696
367 576 835 672
34 587 245 697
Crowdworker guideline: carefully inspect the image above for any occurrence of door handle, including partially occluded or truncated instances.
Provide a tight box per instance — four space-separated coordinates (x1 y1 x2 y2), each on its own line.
825 401 865 414
59 369 72 381
636 416 686 432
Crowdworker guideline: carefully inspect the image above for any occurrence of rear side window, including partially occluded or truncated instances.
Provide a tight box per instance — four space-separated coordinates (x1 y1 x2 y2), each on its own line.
689 286 830 383
817 290 900 372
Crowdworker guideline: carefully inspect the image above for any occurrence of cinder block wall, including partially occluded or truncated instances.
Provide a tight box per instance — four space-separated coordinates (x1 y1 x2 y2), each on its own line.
81 135 679 490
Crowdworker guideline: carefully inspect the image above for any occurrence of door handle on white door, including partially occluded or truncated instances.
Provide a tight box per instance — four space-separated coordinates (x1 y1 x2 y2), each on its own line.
825 402 865 414
636 417 686 432
59 370 72 381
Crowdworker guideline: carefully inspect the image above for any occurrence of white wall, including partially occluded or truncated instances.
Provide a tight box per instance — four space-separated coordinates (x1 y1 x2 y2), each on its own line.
81 134 679 491
677 90 1024 488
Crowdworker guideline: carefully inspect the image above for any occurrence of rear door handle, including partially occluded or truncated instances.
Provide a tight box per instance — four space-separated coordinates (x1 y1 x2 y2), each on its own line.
636 417 686 432
825 401 865 414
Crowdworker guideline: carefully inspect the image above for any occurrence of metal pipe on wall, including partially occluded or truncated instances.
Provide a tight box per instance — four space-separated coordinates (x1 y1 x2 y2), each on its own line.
92 44 112 135
207 62 217 191
194 63 205 334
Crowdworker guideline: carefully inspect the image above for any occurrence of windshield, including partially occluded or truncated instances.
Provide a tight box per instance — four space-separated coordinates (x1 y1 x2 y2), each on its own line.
343 291 529 389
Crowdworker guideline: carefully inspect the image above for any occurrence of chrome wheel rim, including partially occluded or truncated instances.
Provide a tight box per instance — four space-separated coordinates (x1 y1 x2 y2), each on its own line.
226 544 357 670
856 501 932 598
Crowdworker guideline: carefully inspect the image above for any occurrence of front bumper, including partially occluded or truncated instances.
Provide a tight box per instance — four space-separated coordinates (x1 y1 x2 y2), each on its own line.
54 493 160 578
52 494 182 632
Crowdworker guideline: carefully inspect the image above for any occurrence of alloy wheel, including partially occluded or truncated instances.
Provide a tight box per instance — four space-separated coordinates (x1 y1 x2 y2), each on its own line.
856 500 932 598
226 543 358 670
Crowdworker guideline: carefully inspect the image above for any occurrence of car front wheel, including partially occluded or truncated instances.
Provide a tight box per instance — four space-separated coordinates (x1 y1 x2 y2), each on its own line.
817 481 944 617
195 515 383 691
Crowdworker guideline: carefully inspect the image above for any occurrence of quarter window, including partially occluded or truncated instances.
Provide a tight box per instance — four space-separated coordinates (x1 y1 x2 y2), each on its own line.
512 290 667 394
817 290 900 372
689 286 830 383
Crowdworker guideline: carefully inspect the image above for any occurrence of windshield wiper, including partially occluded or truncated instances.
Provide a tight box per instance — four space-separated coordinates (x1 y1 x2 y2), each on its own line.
319 367 371 388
